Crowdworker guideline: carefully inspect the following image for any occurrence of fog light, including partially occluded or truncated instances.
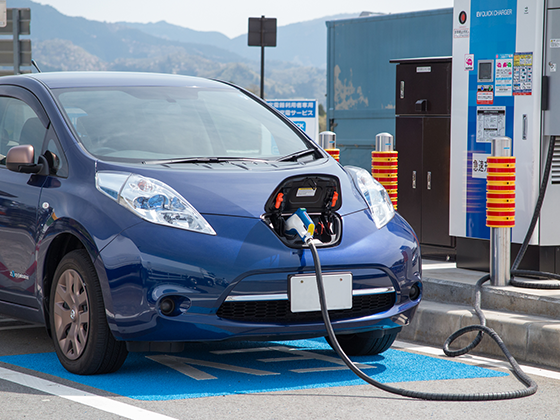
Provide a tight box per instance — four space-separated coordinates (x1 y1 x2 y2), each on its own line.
409 282 421 301
160 297 176 316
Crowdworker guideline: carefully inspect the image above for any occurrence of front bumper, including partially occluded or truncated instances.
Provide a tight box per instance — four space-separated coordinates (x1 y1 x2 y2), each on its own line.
96 209 422 342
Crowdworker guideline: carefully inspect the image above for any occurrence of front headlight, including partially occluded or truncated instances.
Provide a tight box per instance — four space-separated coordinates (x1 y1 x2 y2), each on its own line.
345 166 395 229
96 172 216 235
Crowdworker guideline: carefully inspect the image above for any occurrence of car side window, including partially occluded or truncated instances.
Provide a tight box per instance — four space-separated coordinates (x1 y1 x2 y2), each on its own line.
0 96 47 165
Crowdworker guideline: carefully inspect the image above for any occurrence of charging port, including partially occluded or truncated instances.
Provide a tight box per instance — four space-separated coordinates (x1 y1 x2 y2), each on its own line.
262 175 342 248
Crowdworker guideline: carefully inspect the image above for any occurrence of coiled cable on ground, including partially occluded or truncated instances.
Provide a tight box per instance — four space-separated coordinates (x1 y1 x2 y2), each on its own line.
425 137 560 396
443 136 560 389
308 240 538 401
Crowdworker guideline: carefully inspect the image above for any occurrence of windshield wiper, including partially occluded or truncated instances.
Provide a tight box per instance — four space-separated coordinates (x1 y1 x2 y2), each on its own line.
276 148 318 162
144 157 267 165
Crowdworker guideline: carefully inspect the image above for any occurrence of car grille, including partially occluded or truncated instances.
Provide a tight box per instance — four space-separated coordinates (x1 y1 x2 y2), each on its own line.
216 292 396 323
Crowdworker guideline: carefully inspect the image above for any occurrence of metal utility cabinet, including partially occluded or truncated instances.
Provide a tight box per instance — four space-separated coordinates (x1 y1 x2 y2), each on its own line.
392 57 455 257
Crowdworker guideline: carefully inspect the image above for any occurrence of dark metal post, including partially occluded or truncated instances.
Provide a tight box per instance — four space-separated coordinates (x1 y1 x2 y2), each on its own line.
248 16 276 100
12 8 19 74
260 16 265 99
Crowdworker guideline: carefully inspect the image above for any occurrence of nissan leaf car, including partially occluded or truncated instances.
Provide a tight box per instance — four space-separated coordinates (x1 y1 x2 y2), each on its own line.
0 72 422 375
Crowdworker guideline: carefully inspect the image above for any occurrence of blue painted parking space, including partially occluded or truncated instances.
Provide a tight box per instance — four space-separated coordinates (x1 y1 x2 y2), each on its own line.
0 338 506 401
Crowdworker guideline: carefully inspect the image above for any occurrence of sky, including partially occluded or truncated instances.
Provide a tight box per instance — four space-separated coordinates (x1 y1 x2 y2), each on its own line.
32 0 453 39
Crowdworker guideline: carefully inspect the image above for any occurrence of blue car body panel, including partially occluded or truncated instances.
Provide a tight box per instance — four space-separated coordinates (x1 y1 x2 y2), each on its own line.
0 72 422 346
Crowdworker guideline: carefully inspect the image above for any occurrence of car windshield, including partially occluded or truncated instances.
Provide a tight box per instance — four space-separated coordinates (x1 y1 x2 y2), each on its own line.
53 86 311 162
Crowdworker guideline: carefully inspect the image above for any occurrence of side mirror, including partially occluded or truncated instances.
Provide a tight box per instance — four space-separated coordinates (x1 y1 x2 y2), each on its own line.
6 145 49 176
44 150 60 175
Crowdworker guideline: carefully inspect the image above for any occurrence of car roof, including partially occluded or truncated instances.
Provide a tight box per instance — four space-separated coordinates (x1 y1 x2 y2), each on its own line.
1 71 231 90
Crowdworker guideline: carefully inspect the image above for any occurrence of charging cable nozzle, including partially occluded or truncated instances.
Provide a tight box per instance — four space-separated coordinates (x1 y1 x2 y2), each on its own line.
284 208 315 242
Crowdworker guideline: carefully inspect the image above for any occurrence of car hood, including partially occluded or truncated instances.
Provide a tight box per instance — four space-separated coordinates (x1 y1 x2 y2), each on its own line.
96 159 368 218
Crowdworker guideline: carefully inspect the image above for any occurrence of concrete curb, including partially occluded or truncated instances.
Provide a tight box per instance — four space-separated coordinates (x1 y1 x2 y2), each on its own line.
400 268 560 371
422 275 560 319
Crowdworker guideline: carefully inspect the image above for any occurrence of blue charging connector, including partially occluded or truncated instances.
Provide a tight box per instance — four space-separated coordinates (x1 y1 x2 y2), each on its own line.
284 208 315 242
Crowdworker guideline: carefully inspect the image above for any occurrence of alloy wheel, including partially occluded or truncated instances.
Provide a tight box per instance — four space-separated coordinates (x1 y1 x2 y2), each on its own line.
53 268 90 360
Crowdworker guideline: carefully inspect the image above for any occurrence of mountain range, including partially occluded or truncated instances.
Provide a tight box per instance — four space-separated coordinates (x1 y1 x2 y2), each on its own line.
8 0 360 101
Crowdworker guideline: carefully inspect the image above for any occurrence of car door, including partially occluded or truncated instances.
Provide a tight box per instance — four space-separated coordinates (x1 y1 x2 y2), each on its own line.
0 86 49 309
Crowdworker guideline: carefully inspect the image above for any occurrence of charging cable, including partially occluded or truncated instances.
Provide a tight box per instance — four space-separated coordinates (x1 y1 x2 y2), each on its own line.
510 135 560 289
308 239 537 400
437 137 560 396
285 208 537 401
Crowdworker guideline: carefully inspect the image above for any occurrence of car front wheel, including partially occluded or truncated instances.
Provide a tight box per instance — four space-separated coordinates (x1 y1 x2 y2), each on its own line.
50 249 128 374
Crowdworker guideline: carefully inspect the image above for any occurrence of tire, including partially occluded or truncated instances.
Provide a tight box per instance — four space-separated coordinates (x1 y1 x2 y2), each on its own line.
326 330 399 356
49 249 128 375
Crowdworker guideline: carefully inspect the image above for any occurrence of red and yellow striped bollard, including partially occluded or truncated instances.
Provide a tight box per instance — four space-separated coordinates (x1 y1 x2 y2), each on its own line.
486 156 515 228
371 151 398 210
325 148 340 161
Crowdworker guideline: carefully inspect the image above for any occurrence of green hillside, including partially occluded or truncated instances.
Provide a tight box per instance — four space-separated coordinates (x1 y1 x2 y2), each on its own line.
8 0 356 101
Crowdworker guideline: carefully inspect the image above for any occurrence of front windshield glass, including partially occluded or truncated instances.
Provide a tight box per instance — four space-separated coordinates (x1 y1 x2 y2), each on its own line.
53 86 311 161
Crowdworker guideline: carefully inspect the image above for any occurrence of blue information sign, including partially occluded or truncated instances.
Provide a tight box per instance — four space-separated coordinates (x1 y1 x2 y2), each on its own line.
267 99 318 141
268 100 316 118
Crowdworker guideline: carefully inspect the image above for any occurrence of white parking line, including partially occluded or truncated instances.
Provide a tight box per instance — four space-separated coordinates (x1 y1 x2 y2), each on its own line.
394 340 560 381
0 367 178 420
422 262 457 270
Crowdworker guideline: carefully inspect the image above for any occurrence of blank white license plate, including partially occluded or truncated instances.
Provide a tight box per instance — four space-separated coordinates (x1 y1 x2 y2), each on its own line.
289 272 352 313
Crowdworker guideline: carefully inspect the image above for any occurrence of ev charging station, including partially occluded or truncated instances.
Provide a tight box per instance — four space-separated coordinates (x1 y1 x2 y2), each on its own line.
450 0 560 270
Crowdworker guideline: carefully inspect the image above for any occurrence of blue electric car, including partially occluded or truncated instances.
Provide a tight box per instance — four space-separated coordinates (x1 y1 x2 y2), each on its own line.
0 72 422 374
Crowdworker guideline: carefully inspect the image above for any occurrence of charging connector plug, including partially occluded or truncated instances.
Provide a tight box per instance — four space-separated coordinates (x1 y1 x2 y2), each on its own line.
284 208 315 242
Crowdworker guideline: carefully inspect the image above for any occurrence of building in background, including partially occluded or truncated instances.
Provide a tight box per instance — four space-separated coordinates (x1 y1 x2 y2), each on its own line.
326 8 453 169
